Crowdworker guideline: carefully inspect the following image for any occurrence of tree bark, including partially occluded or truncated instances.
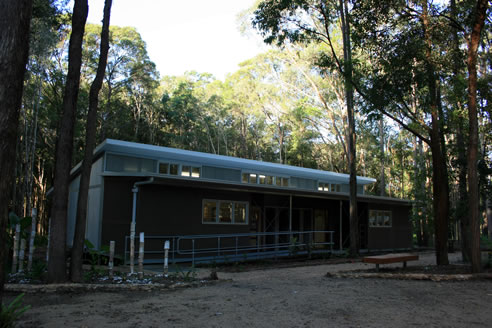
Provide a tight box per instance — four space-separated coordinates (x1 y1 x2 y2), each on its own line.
0 0 33 304
47 0 88 283
379 116 385 197
339 0 359 256
422 1 449 265
466 0 488 273
70 0 112 283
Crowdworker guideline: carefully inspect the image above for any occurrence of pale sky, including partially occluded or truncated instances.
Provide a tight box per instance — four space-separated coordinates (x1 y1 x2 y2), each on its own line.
86 0 268 80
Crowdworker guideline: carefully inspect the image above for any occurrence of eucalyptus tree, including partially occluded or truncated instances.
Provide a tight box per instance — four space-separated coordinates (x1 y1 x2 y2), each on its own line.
253 0 361 255
350 0 490 267
48 0 88 283
82 25 158 143
71 0 112 283
0 0 33 305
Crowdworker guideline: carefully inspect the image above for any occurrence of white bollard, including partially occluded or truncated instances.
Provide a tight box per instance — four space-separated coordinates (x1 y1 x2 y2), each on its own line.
12 224 21 273
18 239 26 272
130 222 135 275
27 208 37 271
138 232 144 279
164 240 170 275
109 240 115 279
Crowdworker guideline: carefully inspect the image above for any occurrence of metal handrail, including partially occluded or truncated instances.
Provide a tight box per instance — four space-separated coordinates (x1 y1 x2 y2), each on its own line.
125 230 334 266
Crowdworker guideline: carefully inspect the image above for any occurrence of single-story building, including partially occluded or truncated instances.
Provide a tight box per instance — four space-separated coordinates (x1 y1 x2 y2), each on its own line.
66 139 412 262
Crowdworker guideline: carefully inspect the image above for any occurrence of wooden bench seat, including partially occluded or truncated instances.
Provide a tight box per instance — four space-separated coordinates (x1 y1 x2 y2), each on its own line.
363 253 419 272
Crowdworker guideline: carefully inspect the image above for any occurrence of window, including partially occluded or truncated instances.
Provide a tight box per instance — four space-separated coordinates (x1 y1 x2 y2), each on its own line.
369 210 392 228
202 199 249 224
170 164 179 175
203 200 217 223
234 203 247 223
159 163 169 174
191 167 200 178
219 202 233 223
181 165 190 177
318 182 340 192
242 172 287 187
159 162 200 178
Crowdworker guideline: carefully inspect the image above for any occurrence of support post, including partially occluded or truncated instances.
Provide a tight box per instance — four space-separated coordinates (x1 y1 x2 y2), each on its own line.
164 240 169 275
12 224 20 273
138 232 144 279
18 239 26 272
339 200 343 251
130 187 138 275
109 240 115 279
289 194 293 232
130 222 135 274
27 208 37 271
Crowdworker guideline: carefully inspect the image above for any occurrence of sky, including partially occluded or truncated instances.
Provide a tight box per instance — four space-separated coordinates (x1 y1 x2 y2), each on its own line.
86 0 269 81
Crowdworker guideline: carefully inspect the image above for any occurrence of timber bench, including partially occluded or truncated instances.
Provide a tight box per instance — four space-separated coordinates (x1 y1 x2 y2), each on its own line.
363 253 419 272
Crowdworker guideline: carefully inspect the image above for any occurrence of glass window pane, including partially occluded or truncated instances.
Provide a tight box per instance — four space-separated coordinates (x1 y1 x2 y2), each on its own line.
377 212 383 226
141 158 156 173
219 202 232 223
249 174 257 184
181 165 191 177
259 175 266 184
369 211 376 227
323 184 329 191
234 203 247 223
203 201 217 223
276 177 282 186
170 164 179 175
336 184 341 192
159 163 169 174
383 213 391 226
266 176 273 185
318 184 323 191
282 178 289 187
242 173 249 183
191 167 200 178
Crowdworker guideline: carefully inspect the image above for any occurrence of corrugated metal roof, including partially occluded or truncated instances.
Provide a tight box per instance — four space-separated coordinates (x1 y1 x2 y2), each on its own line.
94 139 376 185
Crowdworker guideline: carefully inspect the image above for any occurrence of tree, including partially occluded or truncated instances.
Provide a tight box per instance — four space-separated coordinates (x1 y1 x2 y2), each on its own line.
465 0 488 273
0 0 33 305
253 0 361 255
350 0 455 265
70 0 112 282
47 0 88 283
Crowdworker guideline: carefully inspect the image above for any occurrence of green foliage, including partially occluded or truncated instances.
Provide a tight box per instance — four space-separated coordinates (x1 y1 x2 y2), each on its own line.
0 294 31 328
83 239 110 279
170 266 197 282
26 260 47 282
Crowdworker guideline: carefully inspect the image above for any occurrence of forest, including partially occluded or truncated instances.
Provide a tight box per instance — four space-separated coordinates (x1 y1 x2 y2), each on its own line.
0 0 491 290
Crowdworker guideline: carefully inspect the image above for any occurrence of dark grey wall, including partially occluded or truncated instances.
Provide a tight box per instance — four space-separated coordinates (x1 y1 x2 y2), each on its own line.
366 203 412 250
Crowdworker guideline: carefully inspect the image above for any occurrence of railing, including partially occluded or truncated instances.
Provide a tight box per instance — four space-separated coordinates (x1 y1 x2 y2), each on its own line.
125 230 334 266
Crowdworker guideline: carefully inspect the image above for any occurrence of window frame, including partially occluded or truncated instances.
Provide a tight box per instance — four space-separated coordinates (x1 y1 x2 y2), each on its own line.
368 210 392 228
202 199 249 225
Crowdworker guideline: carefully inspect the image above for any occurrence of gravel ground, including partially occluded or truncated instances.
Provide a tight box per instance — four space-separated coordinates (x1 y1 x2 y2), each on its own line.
12 252 492 327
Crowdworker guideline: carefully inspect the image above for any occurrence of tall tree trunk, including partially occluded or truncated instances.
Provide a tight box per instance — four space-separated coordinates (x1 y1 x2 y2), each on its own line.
379 116 385 197
70 0 112 282
47 0 88 283
339 0 359 256
466 0 488 273
422 1 449 265
451 0 471 262
0 0 33 305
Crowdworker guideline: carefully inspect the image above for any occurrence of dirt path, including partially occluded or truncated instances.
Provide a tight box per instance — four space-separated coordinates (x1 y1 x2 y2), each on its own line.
14 253 492 327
